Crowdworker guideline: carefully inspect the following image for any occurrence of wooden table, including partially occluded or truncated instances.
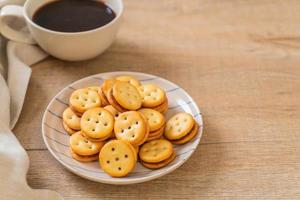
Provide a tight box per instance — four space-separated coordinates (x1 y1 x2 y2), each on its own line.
14 0 300 199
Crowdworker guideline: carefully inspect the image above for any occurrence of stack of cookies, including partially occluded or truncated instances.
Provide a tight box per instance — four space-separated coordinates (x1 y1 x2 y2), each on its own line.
61 75 199 177
80 107 115 141
138 84 168 113
114 111 149 147
107 81 142 112
69 132 104 162
139 139 175 169
164 113 199 145
138 108 165 141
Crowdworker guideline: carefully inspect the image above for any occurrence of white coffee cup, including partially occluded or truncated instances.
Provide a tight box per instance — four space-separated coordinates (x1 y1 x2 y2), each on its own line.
0 0 123 61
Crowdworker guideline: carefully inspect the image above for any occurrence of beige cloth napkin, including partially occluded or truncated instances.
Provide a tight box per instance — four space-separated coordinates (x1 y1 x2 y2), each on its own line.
0 0 62 199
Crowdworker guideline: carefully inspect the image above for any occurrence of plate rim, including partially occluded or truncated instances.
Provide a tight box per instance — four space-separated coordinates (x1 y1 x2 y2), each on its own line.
42 71 203 185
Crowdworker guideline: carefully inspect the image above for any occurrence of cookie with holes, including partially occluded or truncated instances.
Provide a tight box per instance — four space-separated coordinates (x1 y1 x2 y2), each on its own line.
114 111 149 146
70 131 104 162
138 108 166 141
99 140 136 177
63 107 81 131
107 81 142 112
116 76 141 89
138 84 167 108
69 88 101 114
81 107 114 141
164 113 198 144
139 139 175 169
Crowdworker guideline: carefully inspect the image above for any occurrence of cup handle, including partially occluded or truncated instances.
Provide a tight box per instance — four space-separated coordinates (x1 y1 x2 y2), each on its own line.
0 5 36 44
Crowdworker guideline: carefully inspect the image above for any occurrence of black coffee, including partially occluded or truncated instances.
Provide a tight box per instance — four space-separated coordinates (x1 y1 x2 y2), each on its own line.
33 0 116 32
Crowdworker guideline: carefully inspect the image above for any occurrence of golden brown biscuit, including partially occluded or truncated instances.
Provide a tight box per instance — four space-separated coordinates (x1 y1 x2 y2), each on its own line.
164 113 195 140
139 139 173 163
81 107 114 140
81 108 115 139
112 81 142 111
99 140 136 177
138 84 166 107
69 88 101 113
114 111 148 146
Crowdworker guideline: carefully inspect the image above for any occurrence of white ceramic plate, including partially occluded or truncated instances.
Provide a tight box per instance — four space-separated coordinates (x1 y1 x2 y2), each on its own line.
42 71 203 185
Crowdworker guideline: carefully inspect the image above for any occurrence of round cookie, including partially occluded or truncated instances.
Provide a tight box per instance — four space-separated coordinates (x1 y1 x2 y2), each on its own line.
70 88 101 113
99 140 136 177
138 84 166 107
81 107 114 139
164 113 195 140
172 123 199 145
63 121 76 135
104 105 121 118
112 81 142 110
139 139 173 163
70 132 104 156
114 111 148 146
138 108 165 132
116 76 141 88
63 107 81 130
141 151 176 169
70 148 99 162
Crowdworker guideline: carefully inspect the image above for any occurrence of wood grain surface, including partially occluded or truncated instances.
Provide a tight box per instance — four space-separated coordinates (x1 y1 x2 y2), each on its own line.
14 0 300 199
